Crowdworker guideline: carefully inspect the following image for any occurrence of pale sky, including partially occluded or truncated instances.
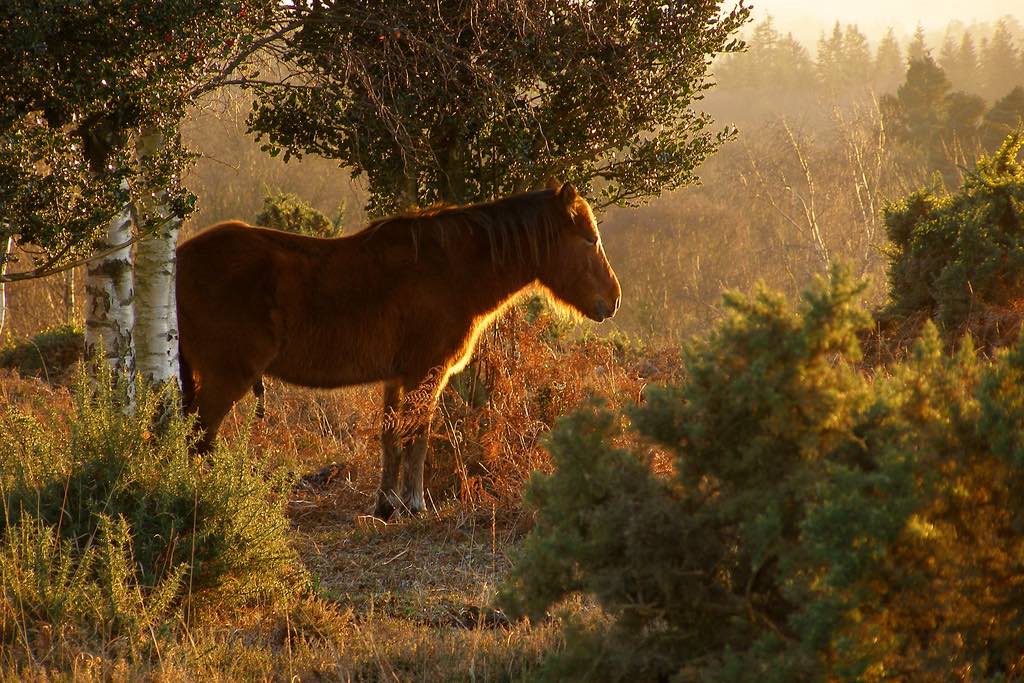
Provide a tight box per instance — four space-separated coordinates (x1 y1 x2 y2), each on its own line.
747 0 1022 44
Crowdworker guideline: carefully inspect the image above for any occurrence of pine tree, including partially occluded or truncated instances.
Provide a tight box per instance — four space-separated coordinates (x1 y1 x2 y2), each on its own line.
981 86 1024 149
883 56 952 145
940 31 964 88
956 31 981 94
874 27 905 92
841 24 873 90
776 33 816 91
907 24 929 64
748 16 781 90
738 17 816 93
940 31 959 76
817 22 845 90
880 55 980 179
946 90 986 147
981 19 1020 100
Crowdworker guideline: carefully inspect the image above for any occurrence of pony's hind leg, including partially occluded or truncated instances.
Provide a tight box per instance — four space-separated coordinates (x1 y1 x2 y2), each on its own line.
192 384 239 454
373 381 405 520
190 364 271 454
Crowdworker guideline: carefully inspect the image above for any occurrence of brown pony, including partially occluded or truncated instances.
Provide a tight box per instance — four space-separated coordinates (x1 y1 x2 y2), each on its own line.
176 181 620 519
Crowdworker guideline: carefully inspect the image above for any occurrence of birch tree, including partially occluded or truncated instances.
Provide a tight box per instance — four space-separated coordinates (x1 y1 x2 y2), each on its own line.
83 183 136 379
133 126 181 386
1 0 290 389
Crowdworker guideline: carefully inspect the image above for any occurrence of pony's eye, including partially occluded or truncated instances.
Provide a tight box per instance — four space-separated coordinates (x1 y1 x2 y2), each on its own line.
583 234 598 246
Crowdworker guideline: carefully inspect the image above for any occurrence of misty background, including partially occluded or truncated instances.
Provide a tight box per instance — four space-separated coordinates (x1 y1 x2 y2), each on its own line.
753 0 1021 44
5 4 1024 350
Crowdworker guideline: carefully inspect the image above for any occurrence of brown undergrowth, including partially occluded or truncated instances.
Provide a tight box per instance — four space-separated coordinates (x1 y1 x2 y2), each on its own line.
859 300 1024 370
0 307 667 680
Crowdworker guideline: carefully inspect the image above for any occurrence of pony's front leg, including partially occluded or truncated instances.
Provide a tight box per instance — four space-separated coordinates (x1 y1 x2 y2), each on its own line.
400 417 432 515
373 382 404 520
396 368 443 516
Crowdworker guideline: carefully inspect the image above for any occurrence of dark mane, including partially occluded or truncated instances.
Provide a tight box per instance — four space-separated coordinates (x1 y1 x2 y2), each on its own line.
358 189 562 266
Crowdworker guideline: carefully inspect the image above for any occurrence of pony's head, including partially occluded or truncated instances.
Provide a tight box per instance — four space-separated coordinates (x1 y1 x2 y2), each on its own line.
538 181 621 323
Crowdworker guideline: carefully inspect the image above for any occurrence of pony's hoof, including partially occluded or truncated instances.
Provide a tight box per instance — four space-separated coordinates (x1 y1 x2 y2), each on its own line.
372 495 397 521
403 501 425 517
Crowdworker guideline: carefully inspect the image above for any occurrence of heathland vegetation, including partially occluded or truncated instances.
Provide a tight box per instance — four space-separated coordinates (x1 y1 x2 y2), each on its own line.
3 5 1024 681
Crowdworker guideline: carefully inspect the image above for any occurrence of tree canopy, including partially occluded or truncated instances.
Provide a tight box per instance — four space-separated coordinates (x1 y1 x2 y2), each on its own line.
0 0 282 279
249 0 750 213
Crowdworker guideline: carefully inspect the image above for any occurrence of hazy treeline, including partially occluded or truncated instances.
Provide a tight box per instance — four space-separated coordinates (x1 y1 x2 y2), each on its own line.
715 15 1024 104
597 14 1024 345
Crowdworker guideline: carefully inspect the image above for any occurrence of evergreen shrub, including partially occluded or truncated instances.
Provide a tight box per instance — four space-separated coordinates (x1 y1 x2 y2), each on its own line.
0 364 303 651
256 191 344 238
502 267 1024 681
884 132 1024 333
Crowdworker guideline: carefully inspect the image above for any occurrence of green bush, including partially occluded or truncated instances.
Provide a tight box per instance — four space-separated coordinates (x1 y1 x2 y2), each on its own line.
256 190 344 238
884 132 1024 332
501 268 1024 681
0 364 304 655
0 324 83 382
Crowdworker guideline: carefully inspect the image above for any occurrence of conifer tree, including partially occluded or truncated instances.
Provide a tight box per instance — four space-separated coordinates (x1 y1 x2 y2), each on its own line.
874 27 905 92
956 31 981 93
883 56 952 145
939 31 964 88
880 55 987 177
816 22 845 90
841 25 873 90
776 33 817 91
981 19 1021 100
907 24 929 63
981 86 1024 149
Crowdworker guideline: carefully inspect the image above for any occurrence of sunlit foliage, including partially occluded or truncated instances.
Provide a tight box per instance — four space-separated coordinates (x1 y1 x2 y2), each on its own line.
884 132 1024 332
0 362 303 658
503 267 1024 680
0 0 280 277
249 0 749 213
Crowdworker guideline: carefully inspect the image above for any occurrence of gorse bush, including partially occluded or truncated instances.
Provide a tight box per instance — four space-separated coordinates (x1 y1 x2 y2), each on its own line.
0 364 303 657
501 267 1024 681
884 132 1024 334
256 190 345 238
0 323 83 383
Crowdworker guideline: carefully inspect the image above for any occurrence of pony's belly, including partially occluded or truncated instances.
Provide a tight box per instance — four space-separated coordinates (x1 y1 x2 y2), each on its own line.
264 335 395 389
264 357 392 389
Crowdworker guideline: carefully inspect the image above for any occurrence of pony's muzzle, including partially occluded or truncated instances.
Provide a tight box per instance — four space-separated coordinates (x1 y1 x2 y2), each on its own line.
593 299 612 322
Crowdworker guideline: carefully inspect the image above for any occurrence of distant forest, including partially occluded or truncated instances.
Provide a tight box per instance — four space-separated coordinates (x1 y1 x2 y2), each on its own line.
712 16 1024 150
716 16 1024 99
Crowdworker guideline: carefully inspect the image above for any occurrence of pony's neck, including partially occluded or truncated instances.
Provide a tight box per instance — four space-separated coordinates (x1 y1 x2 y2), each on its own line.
458 242 539 320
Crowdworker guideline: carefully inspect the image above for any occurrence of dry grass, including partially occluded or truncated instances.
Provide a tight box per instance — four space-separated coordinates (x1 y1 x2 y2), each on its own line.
0 306 658 681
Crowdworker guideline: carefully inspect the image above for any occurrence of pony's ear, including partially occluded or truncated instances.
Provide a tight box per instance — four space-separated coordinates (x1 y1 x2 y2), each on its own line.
558 182 578 209
545 176 562 192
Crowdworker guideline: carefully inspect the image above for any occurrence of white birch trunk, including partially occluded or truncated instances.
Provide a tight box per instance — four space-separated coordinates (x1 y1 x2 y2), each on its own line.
84 183 136 384
133 126 180 389
0 235 12 337
63 269 76 325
